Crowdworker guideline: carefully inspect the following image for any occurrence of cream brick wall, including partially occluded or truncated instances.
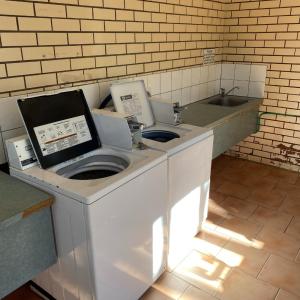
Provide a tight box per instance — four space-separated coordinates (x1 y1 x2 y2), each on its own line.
1 0 300 171
0 0 226 97
223 0 300 171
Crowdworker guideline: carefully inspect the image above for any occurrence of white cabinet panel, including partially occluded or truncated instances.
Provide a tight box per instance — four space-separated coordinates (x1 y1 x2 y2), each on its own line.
167 136 213 270
86 161 168 300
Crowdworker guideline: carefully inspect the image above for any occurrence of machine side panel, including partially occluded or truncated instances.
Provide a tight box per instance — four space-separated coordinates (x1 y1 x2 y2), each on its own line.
167 135 213 270
85 161 168 300
9 171 94 300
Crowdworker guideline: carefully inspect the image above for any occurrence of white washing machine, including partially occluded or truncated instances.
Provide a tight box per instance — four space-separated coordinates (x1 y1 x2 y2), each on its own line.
10 90 168 300
110 81 214 270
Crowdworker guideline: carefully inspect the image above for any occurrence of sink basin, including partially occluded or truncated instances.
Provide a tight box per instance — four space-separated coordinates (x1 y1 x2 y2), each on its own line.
207 96 248 107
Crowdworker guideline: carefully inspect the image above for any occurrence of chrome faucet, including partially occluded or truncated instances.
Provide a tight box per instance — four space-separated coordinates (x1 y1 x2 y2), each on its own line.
220 86 239 97
173 102 186 125
127 118 147 149
127 119 144 132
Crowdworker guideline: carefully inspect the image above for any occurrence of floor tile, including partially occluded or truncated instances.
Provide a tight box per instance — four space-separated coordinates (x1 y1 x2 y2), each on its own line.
211 155 244 173
142 157 300 299
207 192 230 224
209 191 227 204
217 181 251 200
174 251 231 296
193 227 229 257
293 177 300 187
206 211 228 227
216 240 270 277
218 168 250 184
286 217 300 240
259 255 300 297
217 269 278 300
219 196 257 219
179 286 218 300
256 227 300 261
267 168 298 185
244 161 272 177
140 287 174 300
285 188 300 200
280 196 300 217
275 182 300 195
247 189 286 209
215 216 262 243
248 206 293 232
210 176 224 191
243 176 277 192
152 272 189 300
276 289 300 300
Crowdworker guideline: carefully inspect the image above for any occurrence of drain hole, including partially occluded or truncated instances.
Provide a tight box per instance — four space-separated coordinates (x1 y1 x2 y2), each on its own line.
70 169 119 180
142 130 180 143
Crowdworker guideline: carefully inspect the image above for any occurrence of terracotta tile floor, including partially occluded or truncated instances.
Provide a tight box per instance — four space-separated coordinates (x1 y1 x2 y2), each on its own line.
141 155 300 300
5 155 300 300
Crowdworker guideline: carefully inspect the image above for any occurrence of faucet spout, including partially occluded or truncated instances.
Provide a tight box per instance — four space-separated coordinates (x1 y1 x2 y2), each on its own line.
222 86 239 97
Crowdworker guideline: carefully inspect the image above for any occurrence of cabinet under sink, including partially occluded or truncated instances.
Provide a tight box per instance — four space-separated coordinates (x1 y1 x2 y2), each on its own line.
182 96 262 159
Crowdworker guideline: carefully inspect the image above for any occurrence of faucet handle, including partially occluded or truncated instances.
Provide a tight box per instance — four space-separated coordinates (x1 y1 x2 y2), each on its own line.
173 102 187 112
173 102 187 125
127 119 144 131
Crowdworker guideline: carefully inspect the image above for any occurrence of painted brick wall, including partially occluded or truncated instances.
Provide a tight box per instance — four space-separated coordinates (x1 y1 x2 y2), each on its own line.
0 0 226 98
223 0 300 171
1 0 300 171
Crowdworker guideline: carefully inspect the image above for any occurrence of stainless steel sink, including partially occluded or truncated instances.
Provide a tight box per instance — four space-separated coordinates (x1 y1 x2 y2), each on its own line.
207 95 248 107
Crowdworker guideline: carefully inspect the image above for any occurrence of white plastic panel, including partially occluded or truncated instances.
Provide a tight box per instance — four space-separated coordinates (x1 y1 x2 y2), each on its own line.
10 173 94 300
167 136 213 271
86 161 168 300
110 80 155 128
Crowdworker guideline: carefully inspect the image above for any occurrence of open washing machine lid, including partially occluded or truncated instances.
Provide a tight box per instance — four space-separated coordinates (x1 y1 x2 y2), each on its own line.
110 81 184 143
110 80 155 128
18 90 100 169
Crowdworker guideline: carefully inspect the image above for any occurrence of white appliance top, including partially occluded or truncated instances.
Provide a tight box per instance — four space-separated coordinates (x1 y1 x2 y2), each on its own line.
11 146 167 205
110 81 213 156
110 80 155 128
143 123 213 156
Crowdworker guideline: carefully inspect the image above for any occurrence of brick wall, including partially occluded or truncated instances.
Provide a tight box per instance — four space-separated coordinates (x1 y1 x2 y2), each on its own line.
223 0 300 171
1 0 300 171
0 0 226 98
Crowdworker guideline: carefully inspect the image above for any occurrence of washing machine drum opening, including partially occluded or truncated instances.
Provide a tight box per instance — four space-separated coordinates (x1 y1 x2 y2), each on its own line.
57 155 129 180
142 130 180 143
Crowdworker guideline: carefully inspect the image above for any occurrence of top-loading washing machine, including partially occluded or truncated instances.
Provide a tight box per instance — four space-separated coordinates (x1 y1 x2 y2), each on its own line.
9 90 168 300
110 81 214 270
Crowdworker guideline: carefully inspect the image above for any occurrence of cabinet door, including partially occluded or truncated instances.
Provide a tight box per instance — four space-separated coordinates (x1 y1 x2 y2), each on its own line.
213 109 258 159
167 136 213 270
240 109 258 138
86 161 168 300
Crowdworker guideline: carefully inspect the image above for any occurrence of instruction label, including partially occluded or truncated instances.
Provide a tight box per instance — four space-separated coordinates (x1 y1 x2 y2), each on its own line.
203 49 215 65
34 115 92 156
120 93 143 118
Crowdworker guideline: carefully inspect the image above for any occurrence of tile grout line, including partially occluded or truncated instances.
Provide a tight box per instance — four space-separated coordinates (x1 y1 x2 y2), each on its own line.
256 252 272 280
255 201 273 281
283 214 294 233
294 248 300 264
273 287 281 300
175 283 189 300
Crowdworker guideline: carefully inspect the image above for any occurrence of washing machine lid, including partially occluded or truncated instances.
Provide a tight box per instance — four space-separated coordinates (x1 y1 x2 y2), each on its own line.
18 90 100 169
110 80 155 128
